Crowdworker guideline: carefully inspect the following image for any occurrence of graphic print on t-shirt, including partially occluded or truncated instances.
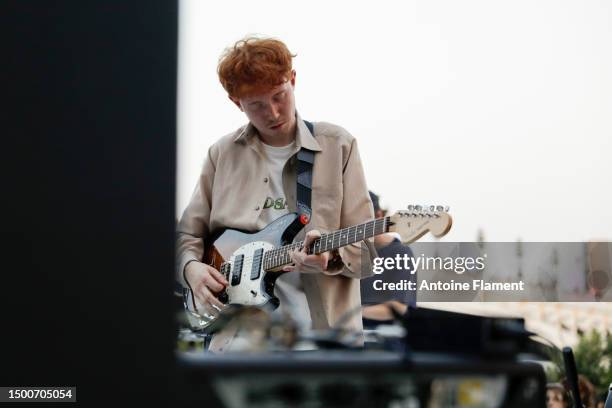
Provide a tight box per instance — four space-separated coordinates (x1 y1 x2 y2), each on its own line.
263 197 288 210
259 141 295 225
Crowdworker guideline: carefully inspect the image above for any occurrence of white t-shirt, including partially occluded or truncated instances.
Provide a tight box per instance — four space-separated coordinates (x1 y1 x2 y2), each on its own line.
260 141 312 331
259 141 294 224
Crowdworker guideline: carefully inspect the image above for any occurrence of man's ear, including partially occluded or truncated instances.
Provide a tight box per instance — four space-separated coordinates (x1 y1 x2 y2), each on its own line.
290 70 296 87
229 96 243 111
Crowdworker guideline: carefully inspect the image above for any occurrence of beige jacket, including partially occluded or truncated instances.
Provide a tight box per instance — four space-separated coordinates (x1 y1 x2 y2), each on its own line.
176 114 376 338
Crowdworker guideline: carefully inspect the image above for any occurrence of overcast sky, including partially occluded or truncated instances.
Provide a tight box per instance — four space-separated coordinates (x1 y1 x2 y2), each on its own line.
176 0 612 242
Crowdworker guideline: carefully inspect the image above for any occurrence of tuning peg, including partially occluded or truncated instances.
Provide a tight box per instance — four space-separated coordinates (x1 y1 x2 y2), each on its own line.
445 206 450 212
436 205 444 212
407 204 414 211
415 205 422 212
429 205 435 212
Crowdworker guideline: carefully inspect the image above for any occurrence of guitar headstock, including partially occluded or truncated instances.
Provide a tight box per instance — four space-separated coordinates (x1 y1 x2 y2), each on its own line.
388 205 452 244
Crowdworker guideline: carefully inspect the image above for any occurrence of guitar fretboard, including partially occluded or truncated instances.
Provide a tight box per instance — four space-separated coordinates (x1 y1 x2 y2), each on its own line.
262 217 389 271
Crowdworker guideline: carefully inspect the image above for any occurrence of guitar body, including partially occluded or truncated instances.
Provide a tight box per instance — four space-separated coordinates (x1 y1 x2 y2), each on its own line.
186 212 304 333
182 205 452 334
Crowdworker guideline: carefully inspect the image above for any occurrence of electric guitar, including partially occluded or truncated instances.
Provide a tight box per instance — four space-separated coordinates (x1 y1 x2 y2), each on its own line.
183 205 452 333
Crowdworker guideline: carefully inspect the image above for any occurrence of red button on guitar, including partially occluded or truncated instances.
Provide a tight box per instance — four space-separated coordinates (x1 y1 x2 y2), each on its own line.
299 214 309 225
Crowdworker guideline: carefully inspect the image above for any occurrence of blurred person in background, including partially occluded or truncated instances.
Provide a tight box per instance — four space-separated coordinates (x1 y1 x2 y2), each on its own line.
546 383 569 408
561 375 597 408
360 191 416 334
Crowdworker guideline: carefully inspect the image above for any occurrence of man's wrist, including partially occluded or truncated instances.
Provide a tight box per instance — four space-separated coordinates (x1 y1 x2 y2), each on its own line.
183 259 199 288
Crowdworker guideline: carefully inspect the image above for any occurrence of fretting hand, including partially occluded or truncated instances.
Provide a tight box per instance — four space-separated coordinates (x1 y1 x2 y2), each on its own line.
283 229 331 274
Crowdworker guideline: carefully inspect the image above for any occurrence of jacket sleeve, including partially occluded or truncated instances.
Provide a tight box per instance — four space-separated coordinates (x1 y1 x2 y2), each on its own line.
175 145 217 287
321 138 377 279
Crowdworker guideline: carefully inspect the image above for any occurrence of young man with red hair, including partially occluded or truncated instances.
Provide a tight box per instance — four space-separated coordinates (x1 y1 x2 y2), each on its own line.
176 37 376 351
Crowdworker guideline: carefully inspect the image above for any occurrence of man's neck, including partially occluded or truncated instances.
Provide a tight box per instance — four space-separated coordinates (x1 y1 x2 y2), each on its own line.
257 122 297 147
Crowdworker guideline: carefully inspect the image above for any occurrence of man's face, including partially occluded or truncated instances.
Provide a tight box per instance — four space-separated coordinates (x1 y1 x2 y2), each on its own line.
231 70 297 144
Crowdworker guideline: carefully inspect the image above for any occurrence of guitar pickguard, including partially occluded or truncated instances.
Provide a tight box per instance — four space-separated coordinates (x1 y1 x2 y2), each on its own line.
226 241 277 307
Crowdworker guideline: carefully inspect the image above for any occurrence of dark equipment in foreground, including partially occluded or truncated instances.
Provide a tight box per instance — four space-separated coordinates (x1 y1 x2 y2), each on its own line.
176 308 548 407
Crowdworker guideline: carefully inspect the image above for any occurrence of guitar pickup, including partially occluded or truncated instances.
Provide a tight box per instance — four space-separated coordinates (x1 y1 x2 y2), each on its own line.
250 248 264 280
231 254 244 286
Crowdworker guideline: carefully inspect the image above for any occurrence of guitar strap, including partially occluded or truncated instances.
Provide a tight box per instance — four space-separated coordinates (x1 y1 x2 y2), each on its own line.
296 120 315 224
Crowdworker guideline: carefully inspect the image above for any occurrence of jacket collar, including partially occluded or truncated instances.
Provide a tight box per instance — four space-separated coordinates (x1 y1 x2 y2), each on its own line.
233 112 322 152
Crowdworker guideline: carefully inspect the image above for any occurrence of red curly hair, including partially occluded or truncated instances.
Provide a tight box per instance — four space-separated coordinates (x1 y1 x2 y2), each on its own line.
218 37 296 99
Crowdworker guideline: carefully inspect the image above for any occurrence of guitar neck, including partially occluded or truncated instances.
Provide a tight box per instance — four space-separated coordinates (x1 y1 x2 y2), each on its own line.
263 217 390 271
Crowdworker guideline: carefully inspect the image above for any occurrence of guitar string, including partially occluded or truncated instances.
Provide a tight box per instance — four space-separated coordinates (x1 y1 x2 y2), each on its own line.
221 222 384 276
219 217 390 276
221 210 446 273
238 219 385 268
227 218 387 270
263 218 388 269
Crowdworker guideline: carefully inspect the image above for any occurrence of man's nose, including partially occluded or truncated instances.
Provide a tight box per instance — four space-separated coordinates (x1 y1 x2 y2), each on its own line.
268 103 281 120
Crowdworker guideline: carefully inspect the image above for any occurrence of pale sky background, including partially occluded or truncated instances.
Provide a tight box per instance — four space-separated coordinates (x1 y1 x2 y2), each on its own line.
177 0 612 242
